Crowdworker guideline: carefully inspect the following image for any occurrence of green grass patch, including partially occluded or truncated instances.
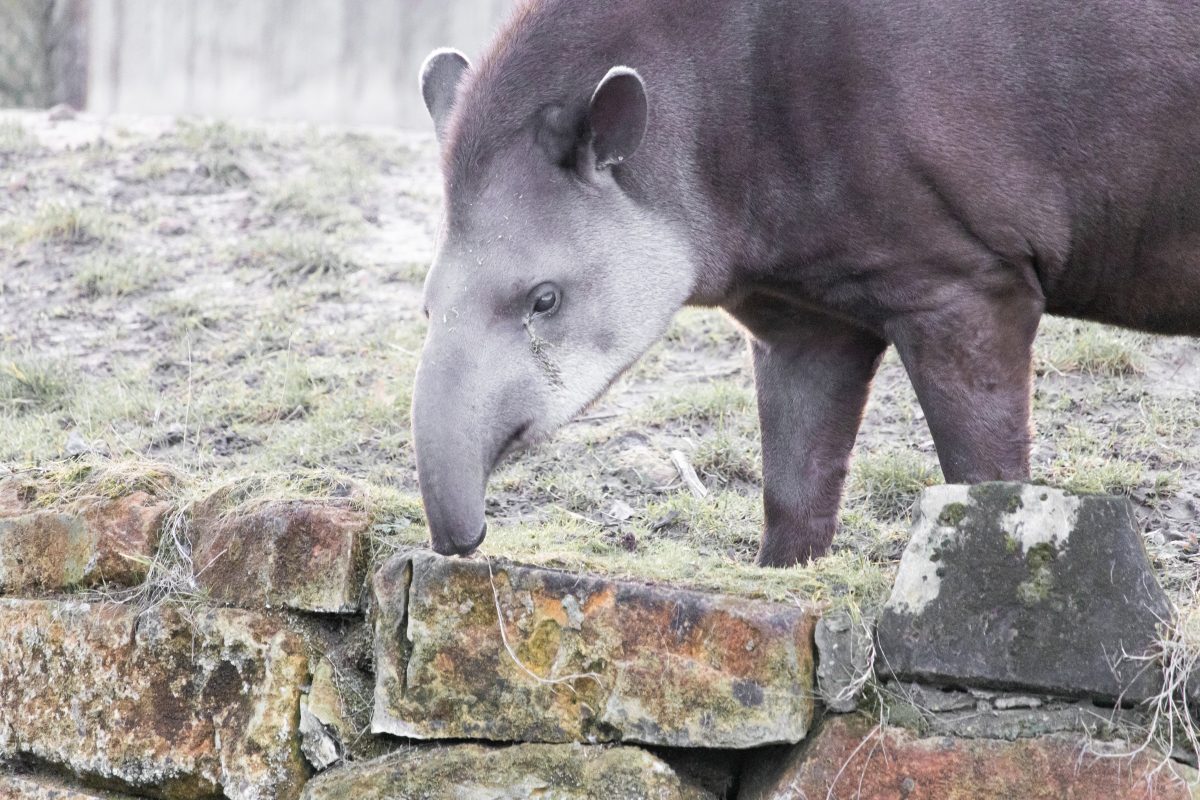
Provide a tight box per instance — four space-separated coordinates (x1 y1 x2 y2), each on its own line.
1038 319 1146 376
266 177 362 230
150 294 233 337
640 380 755 430
663 308 745 353
0 119 33 153
394 260 429 284
75 253 166 298
129 153 187 182
173 119 264 153
465 513 894 608
230 355 324 424
236 232 359 285
692 427 761 486
848 448 942 520
15 456 180 506
0 356 74 413
1044 455 1145 496
19 202 116 245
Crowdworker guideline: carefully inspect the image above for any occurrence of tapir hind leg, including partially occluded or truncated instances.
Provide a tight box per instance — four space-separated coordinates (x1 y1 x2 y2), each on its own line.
886 281 1043 484
731 298 887 567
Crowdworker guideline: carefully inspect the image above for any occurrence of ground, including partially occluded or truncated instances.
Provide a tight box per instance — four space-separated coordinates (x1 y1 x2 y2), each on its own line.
0 109 1196 614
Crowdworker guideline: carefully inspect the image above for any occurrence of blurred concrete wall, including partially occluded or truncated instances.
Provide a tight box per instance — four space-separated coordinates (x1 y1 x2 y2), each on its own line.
0 0 89 109
87 0 515 130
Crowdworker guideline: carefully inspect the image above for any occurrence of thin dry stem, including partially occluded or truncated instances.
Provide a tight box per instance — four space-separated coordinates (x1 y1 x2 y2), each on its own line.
485 556 605 694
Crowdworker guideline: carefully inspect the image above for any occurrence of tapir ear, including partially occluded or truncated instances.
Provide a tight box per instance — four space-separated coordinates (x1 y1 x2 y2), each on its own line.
589 66 647 170
420 48 471 142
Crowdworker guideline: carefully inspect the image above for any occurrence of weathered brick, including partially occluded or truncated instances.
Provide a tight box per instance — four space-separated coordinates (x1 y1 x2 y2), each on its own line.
0 490 166 594
740 716 1200 800
0 599 308 800
190 500 367 613
0 773 139 799
372 551 817 748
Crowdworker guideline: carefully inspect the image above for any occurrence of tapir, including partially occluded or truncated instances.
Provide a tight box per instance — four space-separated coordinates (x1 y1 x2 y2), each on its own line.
411 0 1200 567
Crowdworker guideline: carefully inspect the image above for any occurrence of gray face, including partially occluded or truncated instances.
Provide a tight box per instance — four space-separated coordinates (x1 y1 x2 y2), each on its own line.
412 51 695 556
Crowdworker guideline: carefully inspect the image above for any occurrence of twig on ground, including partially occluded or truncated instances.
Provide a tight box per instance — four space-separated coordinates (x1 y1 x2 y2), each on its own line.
670 449 707 498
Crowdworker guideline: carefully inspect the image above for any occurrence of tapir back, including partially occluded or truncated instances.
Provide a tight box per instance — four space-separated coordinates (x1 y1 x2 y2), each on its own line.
736 0 1200 334
447 0 1200 331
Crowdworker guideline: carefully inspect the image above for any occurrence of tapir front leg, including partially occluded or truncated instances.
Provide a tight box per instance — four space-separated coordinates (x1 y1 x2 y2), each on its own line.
732 300 887 566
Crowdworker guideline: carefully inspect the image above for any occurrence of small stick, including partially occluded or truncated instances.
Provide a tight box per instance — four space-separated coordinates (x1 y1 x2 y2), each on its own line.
571 411 620 423
670 449 707 498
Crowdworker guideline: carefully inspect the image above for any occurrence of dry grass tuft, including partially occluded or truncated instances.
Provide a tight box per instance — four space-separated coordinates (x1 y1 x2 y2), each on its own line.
19 201 115 245
848 448 942 521
236 232 359 285
0 118 33 153
0 356 74 413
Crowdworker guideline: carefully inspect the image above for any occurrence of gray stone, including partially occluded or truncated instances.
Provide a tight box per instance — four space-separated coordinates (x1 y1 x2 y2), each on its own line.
876 483 1171 703
814 609 874 712
299 701 342 771
899 682 977 713
300 743 715 800
923 701 1139 741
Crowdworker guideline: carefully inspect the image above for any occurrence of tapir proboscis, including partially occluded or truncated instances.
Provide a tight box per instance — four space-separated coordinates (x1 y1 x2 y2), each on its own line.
410 0 1200 566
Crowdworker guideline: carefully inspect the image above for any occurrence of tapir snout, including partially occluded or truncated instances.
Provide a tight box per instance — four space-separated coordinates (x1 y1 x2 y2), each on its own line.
411 321 533 556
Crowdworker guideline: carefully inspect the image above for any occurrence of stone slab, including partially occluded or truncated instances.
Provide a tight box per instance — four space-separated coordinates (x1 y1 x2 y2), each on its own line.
0 774 139 799
740 716 1200 800
190 500 367 613
371 551 817 748
876 483 1171 702
0 599 308 800
300 742 715 800
0 490 166 593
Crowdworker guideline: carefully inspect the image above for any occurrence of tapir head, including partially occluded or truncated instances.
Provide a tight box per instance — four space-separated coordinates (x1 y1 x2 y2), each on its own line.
411 48 695 556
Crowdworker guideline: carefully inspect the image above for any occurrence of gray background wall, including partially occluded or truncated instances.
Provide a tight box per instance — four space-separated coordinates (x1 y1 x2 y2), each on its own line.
85 0 515 130
0 0 89 109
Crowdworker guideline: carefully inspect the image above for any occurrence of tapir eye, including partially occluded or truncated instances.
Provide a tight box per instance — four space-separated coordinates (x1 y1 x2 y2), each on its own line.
530 283 561 316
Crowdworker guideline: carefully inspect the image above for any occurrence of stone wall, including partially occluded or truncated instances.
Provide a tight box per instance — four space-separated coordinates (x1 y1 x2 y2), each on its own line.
1 477 1197 798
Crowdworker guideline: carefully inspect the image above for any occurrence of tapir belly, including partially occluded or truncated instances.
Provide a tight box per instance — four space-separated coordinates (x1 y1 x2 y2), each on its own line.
1041 186 1200 337
1046 247 1200 337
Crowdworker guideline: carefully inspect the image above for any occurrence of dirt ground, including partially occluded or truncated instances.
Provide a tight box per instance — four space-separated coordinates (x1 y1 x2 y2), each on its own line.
0 109 1196 609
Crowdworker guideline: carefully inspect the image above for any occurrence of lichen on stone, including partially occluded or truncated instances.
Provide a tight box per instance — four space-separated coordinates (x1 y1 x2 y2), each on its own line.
1015 542 1057 605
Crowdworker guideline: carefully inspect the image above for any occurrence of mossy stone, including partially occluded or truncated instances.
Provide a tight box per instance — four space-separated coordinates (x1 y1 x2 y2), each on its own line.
876 483 1171 703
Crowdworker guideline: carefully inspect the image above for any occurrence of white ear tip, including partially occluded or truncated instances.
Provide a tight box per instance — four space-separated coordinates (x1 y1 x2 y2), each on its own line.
601 65 643 83
592 66 645 107
420 47 470 84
